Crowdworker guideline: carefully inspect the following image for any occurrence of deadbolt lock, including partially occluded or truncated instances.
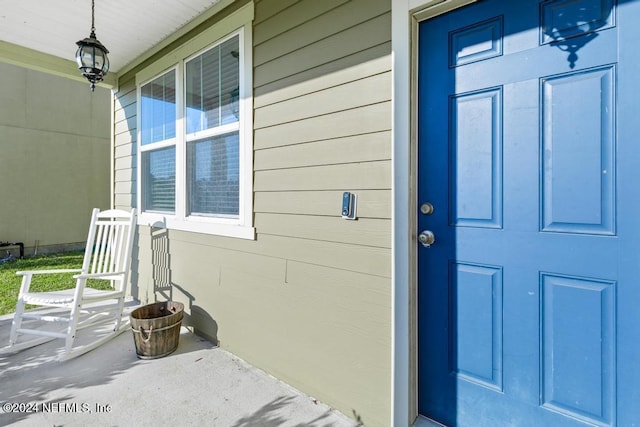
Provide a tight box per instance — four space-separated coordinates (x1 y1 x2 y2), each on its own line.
420 202 434 215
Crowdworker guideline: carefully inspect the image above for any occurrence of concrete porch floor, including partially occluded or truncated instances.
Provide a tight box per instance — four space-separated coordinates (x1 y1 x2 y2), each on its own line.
0 312 359 427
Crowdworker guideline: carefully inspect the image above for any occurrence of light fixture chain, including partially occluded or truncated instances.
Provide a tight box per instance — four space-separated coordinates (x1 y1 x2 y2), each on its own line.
91 0 95 33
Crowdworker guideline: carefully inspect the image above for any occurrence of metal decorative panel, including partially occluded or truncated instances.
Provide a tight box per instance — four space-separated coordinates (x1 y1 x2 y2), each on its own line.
541 273 615 425
450 88 503 228
450 16 503 67
541 0 615 45
540 66 615 235
450 262 503 390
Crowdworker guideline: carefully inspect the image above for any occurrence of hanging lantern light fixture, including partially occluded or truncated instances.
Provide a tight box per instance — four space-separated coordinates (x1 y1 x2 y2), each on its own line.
75 0 109 91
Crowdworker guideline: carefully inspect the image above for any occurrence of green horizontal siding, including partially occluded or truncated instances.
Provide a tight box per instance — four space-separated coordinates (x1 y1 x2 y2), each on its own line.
113 1 392 425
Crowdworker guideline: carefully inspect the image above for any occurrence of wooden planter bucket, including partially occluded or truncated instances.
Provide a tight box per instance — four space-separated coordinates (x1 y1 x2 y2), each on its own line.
130 301 184 359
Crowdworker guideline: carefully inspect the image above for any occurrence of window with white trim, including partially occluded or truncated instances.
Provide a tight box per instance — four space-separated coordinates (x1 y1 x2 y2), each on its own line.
137 19 254 239
140 70 177 213
185 35 240 217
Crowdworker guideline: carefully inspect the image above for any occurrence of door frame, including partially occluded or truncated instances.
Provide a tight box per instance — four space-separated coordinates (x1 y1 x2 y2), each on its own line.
391 1 477 425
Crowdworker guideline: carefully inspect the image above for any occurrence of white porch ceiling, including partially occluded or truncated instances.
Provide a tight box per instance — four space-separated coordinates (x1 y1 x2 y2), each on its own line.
0 0 224 84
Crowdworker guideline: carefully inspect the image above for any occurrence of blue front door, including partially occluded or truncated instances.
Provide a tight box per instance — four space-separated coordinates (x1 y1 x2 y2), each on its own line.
417 0 640 425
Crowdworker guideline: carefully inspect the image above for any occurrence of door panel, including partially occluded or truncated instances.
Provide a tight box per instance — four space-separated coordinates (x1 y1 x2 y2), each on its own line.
417 0 640 425
450 87 503 228
451 262 503 391
541 66 615 234
540 273 616 424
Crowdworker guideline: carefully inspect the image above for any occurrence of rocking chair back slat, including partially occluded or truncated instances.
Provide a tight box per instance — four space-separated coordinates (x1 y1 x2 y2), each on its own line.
92 223 106 274
87 216 135 291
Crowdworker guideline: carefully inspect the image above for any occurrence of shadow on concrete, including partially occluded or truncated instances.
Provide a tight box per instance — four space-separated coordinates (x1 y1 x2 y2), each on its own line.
229 394 360 427
0 316 138 425
0 315 355 427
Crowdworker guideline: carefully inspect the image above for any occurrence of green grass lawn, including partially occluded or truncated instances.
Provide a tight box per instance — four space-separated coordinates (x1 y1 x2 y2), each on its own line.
0 251 110 316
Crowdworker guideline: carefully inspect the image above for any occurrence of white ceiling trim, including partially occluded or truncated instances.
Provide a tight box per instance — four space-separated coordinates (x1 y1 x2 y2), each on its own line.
117 0 236 77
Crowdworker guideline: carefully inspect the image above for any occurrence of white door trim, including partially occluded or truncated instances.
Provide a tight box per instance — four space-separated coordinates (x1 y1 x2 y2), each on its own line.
391 1 477 425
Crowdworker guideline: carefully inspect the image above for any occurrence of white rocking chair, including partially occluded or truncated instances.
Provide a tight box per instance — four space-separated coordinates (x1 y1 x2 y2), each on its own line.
2 208 137 360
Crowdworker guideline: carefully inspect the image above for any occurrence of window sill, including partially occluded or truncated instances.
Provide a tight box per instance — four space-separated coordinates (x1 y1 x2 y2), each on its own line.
140 213 256 240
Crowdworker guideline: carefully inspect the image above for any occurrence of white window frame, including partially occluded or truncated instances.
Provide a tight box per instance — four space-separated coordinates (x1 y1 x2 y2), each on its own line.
136 4 254 239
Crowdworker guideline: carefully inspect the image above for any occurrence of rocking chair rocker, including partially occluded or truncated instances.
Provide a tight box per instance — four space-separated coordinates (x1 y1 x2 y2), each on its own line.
2 208 137 360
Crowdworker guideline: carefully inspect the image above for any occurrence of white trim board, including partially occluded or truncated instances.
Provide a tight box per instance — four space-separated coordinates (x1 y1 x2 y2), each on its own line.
391 1 477 426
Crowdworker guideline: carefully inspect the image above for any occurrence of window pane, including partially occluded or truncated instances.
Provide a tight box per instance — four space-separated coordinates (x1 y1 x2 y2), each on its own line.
187 132 239 216
140 70 176 145
220 36 240 125
185 55 210 133
202 48 220 129
185 35 239 134
142 147 175 212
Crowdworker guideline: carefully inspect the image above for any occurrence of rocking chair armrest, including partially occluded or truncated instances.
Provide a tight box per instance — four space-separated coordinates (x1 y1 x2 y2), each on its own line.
16 268 83 276
73 271 126 280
